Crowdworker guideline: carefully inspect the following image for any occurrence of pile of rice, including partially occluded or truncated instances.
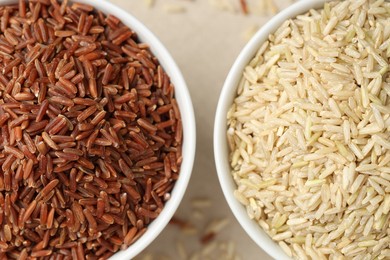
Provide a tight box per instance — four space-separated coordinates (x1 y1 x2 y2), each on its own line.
0 0 182 258
227 0 390 259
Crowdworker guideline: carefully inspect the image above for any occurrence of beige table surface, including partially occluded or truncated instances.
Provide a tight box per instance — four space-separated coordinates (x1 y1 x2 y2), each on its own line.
108 0 293 259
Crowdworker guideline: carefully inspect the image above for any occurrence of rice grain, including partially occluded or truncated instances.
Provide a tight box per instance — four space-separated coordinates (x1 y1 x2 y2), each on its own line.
0 0 183 258
227 0 390 258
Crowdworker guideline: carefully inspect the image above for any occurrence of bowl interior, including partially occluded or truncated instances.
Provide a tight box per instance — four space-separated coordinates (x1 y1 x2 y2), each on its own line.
82 1 196 259
214 0 327 259
0 0 196 259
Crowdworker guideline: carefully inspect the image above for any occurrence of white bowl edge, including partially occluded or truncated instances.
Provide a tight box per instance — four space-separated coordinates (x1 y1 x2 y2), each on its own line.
84 1 197 259
214 1 328 259
0 0 196 259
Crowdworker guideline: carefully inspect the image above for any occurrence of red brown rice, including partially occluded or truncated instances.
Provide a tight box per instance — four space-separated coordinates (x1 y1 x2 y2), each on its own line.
0 0 182 259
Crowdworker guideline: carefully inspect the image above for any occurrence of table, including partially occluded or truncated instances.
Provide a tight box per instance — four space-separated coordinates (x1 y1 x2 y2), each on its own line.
108 1 293 259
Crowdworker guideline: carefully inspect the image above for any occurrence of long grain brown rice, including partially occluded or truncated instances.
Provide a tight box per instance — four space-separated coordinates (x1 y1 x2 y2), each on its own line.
228 0 390 259
0 0 182 259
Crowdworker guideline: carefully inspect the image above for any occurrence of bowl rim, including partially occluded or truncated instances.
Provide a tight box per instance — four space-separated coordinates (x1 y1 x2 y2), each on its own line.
0 0 196 259
214 0 327 259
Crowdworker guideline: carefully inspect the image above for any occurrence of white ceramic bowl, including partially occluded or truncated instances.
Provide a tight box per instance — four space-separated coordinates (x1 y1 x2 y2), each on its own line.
76 1 197 259
214 1 327 259
0 0 196 259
